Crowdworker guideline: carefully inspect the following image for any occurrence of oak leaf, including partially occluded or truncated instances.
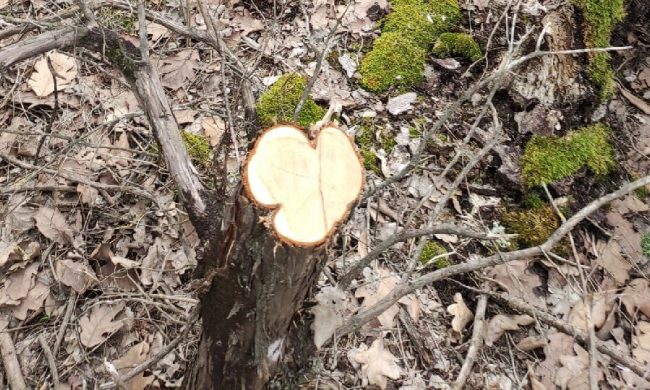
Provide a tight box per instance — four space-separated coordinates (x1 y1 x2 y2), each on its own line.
28 52 77 97
349 338 402 389
79 303 125 347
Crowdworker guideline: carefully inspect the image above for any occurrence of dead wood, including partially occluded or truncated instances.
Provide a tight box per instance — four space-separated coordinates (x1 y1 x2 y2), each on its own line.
0 332 26 390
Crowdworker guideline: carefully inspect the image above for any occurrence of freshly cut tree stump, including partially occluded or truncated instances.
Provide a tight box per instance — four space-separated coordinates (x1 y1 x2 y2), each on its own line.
186 124 363 389
244 124 363 246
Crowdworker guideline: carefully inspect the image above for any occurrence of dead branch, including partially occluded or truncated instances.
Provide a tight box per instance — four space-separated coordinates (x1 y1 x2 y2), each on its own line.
454 294 487 389
335 175 650 341
37 334 60 386
338 224 516 288
0 331 27 390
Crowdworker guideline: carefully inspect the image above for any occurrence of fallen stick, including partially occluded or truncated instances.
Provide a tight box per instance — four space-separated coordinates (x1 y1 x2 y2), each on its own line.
0 331 27 390
454 294 488 390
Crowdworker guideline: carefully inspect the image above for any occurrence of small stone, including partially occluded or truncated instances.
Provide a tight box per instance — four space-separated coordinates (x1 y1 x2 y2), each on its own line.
386 92 417 115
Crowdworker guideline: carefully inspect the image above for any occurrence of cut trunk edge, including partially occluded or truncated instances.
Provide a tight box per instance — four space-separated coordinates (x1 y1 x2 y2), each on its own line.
243 124 364 247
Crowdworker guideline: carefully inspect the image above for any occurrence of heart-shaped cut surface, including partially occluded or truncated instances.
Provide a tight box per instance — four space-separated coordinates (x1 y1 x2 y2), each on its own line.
244 125 363 246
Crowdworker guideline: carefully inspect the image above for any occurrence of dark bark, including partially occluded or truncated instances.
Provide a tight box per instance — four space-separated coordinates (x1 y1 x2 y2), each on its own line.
184 191 328 389
0 27 327 389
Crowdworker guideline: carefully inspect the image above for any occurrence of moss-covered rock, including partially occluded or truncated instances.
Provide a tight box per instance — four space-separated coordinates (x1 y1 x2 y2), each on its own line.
419 241 448 267
432 33 482 61
502 205 560 247
181 131 211 167
359 32 426 92
521 123 615 186
572 0 625 100
256 74 326 127
383 0 461 49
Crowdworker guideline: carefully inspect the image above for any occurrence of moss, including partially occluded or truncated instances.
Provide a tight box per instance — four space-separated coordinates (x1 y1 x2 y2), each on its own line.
521 124 616 186
98 7 136 34
256 74 326 127
355 120 395 175
383 0 461 49
502 205 560 247
522 191 546 209
105 45 136 77
419 241 448 266
359 32 426 92
181 131 211 167
432 33 482 61
572 0 625 100
642 233 650 258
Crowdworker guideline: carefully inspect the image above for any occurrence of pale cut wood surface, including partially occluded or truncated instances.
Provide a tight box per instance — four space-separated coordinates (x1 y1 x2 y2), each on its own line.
245 125 363 245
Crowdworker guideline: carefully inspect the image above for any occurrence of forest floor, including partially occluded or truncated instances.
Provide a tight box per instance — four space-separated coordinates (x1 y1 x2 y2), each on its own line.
0 0 649 389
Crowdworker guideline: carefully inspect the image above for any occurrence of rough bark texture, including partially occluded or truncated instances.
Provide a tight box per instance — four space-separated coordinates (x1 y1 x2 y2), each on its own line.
184 190 328 389
0 26 328 389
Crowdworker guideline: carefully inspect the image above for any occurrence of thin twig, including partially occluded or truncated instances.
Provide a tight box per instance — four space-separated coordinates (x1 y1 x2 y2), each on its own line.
454 294 488 390
38 335 60 386
334 175 650 342
293 1 351 121
338 224 515 288
53 292 77 356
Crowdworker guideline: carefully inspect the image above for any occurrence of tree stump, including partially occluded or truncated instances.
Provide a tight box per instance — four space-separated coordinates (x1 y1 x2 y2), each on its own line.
185 124 363 389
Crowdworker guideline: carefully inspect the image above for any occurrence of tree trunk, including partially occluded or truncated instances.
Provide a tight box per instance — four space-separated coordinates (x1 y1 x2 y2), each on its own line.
0 26 332 389
184 189 328 389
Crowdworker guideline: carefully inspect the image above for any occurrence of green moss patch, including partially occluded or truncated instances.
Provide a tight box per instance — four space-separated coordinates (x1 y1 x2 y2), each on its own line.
432 33 482 61
502 205 560 247
359 0 464 92
383 0 460 49
642 233 650 258
359 32 426 93
572 0 625 99
419 241 449 267
355 120 396 175
181 131 211 167
256 73 326 127
521 124 615 186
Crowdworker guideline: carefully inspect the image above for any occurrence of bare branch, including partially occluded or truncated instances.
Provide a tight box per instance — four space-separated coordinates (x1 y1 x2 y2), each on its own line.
335 175 650 340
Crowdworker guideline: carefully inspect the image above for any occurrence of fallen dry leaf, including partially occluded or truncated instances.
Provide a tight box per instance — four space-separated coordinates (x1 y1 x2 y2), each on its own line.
159 49 200 90
202 116 226 147
349 338 402 389
488 259 545 307
12 278 50 320
485 314 534 346
447 293 473 335
28 52 78 97
311 286 356 349
0 240 20 269
79 303 125 348
622 278 650 318
567 292 614 332
556 343 603 389
55 259 97 294
536 332 575 389
355 267 401 328
3 263 39 304
113 341 156 390
633 321 650 365
34 206 74 245
597 239 631 285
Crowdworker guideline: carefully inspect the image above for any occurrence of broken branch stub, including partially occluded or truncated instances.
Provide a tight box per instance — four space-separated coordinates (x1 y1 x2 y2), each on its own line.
244 124 363 246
